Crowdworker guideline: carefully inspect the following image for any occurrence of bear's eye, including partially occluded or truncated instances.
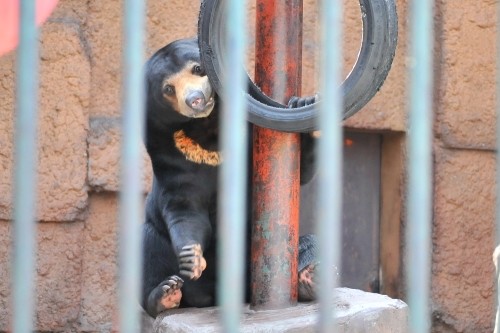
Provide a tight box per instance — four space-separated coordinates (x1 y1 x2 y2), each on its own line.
163 84 175 96
193 65 204 75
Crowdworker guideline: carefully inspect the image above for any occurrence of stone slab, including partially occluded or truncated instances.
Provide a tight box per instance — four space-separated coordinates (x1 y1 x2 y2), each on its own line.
154 288 408 333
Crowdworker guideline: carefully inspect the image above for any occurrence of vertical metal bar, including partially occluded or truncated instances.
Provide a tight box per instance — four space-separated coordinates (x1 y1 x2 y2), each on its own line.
119 0 145 331
251 0 303 310
406 0 434 332
12 0 39 332
217 0 247 331
317 0 343 331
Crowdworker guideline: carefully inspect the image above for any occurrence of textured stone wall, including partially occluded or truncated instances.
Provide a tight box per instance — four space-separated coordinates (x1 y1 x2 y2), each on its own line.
0 0 496 332
431 1 496 331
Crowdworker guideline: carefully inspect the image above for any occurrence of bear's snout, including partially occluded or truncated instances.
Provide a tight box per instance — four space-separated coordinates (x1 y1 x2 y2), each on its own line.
185 90 207 111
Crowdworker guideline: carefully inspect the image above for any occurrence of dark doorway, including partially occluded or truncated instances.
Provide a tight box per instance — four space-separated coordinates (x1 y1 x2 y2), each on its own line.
300 131 381 292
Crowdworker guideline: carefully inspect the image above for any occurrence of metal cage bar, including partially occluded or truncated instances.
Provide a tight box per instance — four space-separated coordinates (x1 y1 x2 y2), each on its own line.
217 0 248 331
118 0 146 331
406 0 434 332
12 0 39 332
317 0 344 331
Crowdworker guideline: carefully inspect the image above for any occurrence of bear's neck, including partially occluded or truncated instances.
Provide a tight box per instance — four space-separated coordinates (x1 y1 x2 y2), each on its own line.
145 110 220 157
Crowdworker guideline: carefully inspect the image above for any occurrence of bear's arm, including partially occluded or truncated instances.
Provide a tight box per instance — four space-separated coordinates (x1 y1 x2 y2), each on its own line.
162 199 212 256
153 181 213 280
287 94 319 185
149 154 215 253
300 132 318 185
152 180 213 256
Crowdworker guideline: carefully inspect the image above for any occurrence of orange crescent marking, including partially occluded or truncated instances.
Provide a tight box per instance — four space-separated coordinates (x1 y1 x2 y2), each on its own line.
173 130 222 166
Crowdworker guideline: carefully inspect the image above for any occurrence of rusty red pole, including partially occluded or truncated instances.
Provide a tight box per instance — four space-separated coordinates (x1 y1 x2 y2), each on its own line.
250 0 303 309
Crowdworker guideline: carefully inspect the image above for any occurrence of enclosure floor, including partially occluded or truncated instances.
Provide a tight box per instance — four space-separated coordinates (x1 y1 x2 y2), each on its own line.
152 288 408 332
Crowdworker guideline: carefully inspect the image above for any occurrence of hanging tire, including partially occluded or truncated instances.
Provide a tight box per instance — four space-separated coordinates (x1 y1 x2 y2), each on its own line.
198 0 398 132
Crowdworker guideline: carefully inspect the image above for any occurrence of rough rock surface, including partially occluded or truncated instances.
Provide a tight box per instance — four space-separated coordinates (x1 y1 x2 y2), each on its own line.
432 148 495 332
154 288 408 333
78 193 119 331
0 21 90 222
0 220 84 331
88 117 152 193
435 0 496 150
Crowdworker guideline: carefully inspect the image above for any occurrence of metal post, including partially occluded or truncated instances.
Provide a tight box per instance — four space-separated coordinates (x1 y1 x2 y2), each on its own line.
119 0 145 331
12 0 39 332
406 0 434 332
250 0 303 309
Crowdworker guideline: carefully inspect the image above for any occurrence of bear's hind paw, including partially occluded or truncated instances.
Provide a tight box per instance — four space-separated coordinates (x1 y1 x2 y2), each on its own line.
298 263 317 302
147 275 184 316
159 275 184 310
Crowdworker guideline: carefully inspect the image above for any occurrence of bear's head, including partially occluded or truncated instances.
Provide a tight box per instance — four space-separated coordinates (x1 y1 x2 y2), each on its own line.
146 38 215 126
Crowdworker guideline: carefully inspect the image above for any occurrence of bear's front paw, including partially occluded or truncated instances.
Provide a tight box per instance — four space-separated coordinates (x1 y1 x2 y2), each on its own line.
287 93 319 108
179 243 207 280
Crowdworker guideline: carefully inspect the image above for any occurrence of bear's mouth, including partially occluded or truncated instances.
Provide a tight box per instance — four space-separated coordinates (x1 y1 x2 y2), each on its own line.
190 95 215 118
205 96 215 108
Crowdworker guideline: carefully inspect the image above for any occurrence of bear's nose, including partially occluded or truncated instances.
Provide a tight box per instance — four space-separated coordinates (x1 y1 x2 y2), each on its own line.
185 91 206 111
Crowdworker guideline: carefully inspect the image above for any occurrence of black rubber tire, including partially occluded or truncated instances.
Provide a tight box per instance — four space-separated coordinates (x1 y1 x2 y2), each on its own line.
198 0 398 132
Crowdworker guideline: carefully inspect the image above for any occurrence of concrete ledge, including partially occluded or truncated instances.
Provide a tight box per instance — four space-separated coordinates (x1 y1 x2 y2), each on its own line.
153 288 408 332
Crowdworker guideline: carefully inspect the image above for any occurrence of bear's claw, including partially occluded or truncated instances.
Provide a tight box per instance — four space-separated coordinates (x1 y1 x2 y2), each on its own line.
287 94 319 108
161 275 184 292
179 243 207 280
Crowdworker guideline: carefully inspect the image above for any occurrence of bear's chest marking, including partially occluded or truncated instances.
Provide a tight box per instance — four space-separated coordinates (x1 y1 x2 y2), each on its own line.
173 130 222 166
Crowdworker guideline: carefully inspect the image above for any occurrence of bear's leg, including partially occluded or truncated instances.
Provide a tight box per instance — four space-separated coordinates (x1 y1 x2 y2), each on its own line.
298 234 319 302
142 223 183 317
180 274 216 308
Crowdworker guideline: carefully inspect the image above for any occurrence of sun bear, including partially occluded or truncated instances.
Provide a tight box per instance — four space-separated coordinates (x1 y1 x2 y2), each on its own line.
141 38 319 318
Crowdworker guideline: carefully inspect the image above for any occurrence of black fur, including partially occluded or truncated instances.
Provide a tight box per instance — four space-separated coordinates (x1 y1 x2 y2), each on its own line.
141 38 318 317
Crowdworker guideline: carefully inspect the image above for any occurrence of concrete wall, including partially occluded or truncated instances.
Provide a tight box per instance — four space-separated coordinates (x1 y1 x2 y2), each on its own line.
0 0 496 332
